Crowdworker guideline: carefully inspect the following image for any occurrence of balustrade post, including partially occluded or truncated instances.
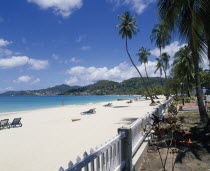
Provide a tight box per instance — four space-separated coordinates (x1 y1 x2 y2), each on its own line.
118 127 132 171
154 106 160 117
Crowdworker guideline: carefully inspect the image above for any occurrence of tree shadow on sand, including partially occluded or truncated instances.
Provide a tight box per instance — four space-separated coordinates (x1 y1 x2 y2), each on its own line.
115 117 138 125
113 106 129 108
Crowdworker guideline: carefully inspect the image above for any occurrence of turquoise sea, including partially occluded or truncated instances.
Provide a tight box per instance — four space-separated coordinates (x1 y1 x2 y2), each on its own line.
0 95 137 114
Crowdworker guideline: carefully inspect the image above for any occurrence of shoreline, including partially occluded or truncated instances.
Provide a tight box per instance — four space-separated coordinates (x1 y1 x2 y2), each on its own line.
0 99 137 116
0 100 116 116
0 95 139 115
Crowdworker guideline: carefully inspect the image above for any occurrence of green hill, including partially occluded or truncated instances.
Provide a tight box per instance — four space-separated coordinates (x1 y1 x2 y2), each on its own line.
62 77 165 95
0 77 165 96
0 84 80 96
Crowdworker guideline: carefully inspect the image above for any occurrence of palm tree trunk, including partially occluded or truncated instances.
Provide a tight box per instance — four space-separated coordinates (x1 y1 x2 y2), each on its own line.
193 50 209 124
160 70 164 86
161 50 170 100
125 36 155 104
163 67 170 99
144 64 159 99
160 48 161 57
144 63 149 78
159 48 164 86
163 69 167 79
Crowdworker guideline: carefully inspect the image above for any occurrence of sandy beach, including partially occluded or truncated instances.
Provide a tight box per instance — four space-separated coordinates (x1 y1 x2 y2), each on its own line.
0 96 165 171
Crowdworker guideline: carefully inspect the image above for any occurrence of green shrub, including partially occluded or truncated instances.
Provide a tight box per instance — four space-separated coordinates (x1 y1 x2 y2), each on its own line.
184 97 191 103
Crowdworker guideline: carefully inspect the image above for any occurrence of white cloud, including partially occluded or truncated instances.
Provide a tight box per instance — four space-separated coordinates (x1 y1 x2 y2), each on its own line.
0 56 29 69
70 57 80 63
65 61 159 86
0 48 13 57
0 38 12 47
27 0 83 17
14 75 31 83
31 78 41 84
0 56 49 70
28 59 49 70
200 50 210 69
14 76 41 84
109 0 155 14
203 58 209 69
0 38 13 57
151 41 210 70
0 38 48 70
150 41 187 58
81 45 91 51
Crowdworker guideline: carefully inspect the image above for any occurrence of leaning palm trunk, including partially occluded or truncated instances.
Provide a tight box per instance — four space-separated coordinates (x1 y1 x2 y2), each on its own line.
159 49 164 86
126 36 155 104
163 68 170 100
160 70 164 86
192 48 209 124
160 49 170 100
144 64 159 99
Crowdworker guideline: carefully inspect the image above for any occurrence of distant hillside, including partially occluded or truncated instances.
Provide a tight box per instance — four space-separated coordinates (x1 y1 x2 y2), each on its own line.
62 77 165 95
0 84 80 96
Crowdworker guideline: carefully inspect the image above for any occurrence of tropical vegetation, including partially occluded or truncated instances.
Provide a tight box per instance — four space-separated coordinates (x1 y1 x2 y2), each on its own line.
62 77 165 95
137 47 159 99
114 3 210 124
157 0 209 124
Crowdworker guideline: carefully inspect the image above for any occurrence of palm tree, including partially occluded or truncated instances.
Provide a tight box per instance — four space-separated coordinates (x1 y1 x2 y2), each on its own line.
150 24 171 57
116 12 155 104
161 52 170 79
137 47 159 99
173 46 195 97
137 47 151 78
154 57 164 85
157 0 209 124
151 24 171 100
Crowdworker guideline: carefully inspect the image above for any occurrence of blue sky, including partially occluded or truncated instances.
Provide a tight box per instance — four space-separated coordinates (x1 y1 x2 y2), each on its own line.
0 0 187 92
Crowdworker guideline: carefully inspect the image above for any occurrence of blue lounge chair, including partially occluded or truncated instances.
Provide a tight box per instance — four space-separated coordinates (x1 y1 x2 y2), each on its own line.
81 108 96 115
103 103 112 107
0 119 10 129
11 118 22 127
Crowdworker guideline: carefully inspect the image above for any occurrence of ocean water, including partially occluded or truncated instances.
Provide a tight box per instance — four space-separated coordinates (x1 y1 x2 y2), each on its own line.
0 95 137 114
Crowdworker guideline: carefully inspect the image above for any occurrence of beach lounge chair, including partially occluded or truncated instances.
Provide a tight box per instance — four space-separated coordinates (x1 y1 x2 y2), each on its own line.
81 108 96 115
0 119 10 129
103 103 112 107
126 100 133 104
10 118 22 127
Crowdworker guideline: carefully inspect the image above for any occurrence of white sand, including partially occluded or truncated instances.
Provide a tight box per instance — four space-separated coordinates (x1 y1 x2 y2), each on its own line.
0 96 165 171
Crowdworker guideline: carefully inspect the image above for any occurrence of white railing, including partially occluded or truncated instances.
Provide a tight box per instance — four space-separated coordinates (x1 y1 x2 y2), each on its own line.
130 108 156 156
130 97 174 156
59 133 126 171
59 97 174 171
